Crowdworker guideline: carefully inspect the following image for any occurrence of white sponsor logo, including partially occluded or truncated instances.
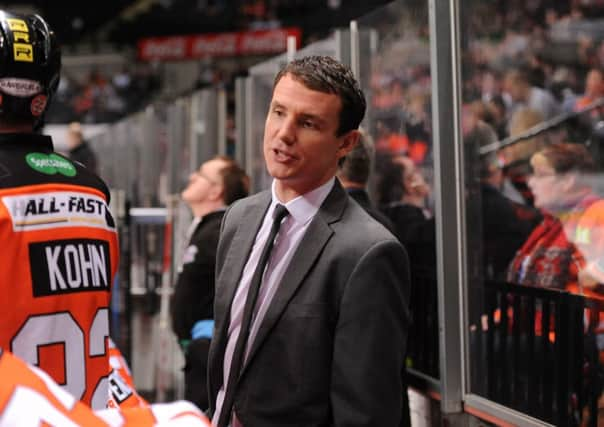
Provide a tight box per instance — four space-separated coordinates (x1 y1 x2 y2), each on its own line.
240 30 288 54
0 78 42 97
191 34 238 57
141 38 187 59
1 191 113 232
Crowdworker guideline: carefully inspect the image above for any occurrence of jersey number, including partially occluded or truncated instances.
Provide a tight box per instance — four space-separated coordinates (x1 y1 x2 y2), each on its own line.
11 309 109 408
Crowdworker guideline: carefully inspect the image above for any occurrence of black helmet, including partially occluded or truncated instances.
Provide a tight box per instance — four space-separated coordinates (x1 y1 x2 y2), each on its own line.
0 11 60 127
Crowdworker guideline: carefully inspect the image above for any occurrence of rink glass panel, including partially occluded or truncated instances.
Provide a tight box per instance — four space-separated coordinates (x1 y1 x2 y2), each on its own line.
460 0 604 424
358 0 438 382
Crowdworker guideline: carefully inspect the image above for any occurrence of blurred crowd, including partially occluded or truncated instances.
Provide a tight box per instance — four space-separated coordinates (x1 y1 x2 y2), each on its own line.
368 0 604 285
369 0 604 168
362 4 604 421
46 65 163 124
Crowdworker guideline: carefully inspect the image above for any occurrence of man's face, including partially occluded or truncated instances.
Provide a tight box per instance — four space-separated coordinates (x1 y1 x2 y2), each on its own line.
263 74 358 200
66 131 82 149
395 155 429 198
181 158 225 205
585 70 604 98
528 153 559 210
503 76 523 102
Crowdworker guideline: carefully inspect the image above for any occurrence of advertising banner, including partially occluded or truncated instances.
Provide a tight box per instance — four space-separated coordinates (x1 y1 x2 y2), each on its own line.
138 27 301 61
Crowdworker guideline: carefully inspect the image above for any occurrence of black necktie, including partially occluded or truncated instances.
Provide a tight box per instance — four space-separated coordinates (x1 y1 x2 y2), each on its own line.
217 203 289 427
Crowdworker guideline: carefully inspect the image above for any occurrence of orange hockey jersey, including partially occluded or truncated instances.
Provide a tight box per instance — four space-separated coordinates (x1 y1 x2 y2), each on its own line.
0 349 211 426
0 133 119 409
107 339 148 409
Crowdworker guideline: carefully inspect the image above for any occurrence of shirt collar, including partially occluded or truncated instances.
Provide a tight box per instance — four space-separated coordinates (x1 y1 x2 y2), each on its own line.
270 177 335 225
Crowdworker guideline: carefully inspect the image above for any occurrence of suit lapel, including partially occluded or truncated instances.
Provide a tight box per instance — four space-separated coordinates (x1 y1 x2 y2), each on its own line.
213 192 271 350
242 181 348 372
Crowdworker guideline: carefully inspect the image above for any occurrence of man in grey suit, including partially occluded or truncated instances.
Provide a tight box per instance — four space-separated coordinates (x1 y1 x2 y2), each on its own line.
208 55 410 427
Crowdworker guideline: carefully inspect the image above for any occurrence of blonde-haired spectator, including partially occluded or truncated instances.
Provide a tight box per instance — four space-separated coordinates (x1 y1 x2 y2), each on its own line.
503 108 545 167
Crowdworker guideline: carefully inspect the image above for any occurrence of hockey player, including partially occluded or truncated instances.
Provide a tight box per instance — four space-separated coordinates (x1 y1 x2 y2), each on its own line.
0 11 119 409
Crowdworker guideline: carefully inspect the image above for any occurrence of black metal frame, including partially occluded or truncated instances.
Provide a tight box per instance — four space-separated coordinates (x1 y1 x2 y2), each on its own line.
468 280 603 426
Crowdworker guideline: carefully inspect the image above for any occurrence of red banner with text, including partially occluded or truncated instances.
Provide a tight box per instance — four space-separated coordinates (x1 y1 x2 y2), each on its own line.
138 27 301 61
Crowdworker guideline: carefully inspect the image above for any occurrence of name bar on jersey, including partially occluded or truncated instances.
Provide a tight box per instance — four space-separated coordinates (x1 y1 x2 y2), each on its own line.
1 191 114 232
108 370 134 404
29 239 111 296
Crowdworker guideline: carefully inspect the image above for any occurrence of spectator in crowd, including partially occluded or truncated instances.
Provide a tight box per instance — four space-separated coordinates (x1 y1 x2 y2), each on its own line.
45 64 161 125
373 103 430 165
507 143 601 291
505 108 545 168
404 92 431 164
112 66 133 94
208 55 410 427
573 67 604 120
386 155 432 219
66 121 98 173
374 115 409 156
484 95 508 140
503 143 604 422
503 67 561 121
0 11 119 409
337 129 394 232
551 66 579 111
502 108 546 205
378 154 436 274
465 121 541 279
376 155 437 389
170 155 248 410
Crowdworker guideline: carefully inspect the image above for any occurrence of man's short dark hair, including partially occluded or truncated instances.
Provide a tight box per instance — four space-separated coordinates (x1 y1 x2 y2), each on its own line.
273 55 366 136
215 155 249 205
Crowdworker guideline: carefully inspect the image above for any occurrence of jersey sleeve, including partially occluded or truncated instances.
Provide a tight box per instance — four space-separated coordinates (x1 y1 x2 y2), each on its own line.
107 338 148 409
0 349 212 427
96 402 212 427
0 349 107 427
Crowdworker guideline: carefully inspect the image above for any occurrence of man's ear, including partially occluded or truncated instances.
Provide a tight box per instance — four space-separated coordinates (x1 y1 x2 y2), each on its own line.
559 172 577 193
209 183 224 202
337 129 360 159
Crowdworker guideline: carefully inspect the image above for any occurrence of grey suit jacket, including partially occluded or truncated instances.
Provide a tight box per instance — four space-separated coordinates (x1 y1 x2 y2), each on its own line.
208 180 411 427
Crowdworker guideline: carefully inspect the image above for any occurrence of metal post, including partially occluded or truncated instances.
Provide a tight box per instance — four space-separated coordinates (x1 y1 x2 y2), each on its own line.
217 88 227 156
189 93 200 173
350 20 360 79
287 35 297 63
234 77 247 167
244 77 254 185
428 0 465 414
